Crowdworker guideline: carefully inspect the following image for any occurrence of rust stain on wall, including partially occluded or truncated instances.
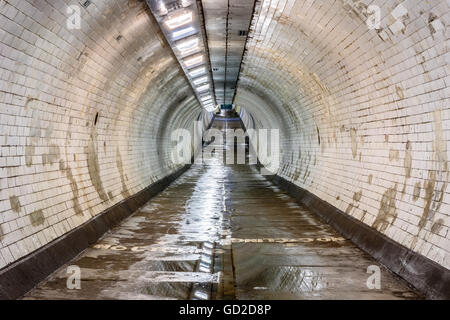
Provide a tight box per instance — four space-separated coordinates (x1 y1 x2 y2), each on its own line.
411 109 448 249
24 97 38 110
292 155 301 181
420 171 436 229
372 184 398 233
395 86 404 99
404 141 412 178
431 218 444 234
60 159 83 216
346 190 362 214
345 204 354 214
9 195 21 213
389 149 399 161
417 109 449 230
402 141 412 195
29 210 45 227
412 181 421 201
85 134 108 202
42 144 60 165
25 145 35 167
353 190 362 202
350 128 357 159
116 147 131 199
431 109 449 214
30 109 41 137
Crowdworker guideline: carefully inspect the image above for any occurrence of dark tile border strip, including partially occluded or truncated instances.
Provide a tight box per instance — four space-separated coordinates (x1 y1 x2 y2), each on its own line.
0 164 190 300
265 174 450 300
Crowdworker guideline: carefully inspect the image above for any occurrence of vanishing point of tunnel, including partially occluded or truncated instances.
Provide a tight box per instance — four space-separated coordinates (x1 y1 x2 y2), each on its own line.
0 0 449 301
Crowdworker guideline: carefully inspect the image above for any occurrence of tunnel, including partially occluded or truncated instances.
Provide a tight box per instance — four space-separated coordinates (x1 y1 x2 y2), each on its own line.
0 0 449 302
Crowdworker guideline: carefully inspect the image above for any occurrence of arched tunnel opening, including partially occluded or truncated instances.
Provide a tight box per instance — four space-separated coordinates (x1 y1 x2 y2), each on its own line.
0 0 449 303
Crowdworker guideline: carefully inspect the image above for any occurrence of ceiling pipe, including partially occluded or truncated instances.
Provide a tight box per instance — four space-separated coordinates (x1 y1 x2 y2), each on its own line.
223 0 230 106
231 0 258 105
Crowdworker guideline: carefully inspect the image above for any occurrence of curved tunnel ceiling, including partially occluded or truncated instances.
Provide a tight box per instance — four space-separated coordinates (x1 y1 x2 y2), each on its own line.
0 0 448 278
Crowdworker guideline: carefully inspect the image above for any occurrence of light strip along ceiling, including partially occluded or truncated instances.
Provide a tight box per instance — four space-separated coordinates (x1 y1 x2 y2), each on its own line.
146 0 218 112
201 0 256 106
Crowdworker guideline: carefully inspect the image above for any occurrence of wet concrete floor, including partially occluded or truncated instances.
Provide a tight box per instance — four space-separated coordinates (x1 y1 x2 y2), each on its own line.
24 115 422 300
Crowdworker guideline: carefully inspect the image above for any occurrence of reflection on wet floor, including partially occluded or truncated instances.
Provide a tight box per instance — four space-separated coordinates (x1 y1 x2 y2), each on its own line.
23 114 422 300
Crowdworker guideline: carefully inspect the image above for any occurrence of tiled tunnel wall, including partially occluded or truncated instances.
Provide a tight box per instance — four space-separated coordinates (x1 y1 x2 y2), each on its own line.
235 0 449 269
0 0 449 276
0 0 211 269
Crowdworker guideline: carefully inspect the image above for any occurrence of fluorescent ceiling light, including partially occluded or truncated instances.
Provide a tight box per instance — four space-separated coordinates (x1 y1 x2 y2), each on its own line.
200 95 212 102
196 84 210 92
184 55 203 67
176 38 199 55
193 76 208 85
180 47 200 57
189 67 205 77
172 26 195 39
165 12 193 30
176 38 198 51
